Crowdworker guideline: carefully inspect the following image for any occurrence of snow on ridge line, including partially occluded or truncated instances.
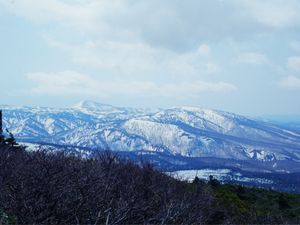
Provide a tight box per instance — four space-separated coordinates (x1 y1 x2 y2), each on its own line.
169 169 274 184
2 102 300 162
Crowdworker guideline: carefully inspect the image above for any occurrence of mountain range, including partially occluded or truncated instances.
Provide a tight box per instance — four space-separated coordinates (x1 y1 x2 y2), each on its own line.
1 101 300 176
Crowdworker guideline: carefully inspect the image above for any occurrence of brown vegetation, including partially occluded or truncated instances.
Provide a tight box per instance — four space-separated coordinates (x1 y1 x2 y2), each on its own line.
0 145 224 224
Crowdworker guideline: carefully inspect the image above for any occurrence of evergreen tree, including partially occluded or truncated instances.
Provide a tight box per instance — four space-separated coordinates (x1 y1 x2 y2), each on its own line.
4 129 17 147
0 133 4 145
208 175 220 188
278 193 290 209
192 176 200 184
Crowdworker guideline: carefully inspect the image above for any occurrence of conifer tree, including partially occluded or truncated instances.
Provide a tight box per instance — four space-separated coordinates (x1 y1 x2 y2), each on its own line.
4 128 17 147
0 110 4 145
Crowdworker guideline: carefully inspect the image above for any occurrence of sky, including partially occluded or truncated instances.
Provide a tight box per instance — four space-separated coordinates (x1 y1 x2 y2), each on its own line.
0 0 300 116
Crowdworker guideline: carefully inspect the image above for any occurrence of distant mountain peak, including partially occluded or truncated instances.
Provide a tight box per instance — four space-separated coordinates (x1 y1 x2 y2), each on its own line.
72 100 117 111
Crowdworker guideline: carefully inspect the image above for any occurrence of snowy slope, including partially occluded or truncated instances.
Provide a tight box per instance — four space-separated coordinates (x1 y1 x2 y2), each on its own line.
1 101 300 162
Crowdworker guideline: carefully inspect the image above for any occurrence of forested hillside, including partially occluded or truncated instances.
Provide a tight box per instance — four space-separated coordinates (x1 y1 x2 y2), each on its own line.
0 144 299 224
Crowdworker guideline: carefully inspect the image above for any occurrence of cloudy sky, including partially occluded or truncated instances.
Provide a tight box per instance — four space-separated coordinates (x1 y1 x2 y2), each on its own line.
1 0 300 115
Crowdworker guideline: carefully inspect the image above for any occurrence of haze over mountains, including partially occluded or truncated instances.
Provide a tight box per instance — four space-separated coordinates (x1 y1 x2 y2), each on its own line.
2 101 300 167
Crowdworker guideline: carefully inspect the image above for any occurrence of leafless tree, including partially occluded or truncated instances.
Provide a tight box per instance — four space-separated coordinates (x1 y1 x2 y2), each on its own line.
0 146 224 224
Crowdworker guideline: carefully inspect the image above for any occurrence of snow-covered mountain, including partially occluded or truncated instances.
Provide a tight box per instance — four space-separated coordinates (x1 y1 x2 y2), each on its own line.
2 101 300 164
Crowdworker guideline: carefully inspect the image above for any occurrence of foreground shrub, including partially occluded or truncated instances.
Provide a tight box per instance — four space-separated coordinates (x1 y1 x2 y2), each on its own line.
0 145 223 225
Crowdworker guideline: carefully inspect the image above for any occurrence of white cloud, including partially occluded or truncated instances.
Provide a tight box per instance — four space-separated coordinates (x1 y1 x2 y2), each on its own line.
279 76 300 90
27 71 236 98
287 57 300 71
0 0 102 33
196 44 211 56
238 0 300 28
237 52 269 65
46 38 219 77
1 0 293 80
289 41 300 51
3 0 298 52
27 71 99 95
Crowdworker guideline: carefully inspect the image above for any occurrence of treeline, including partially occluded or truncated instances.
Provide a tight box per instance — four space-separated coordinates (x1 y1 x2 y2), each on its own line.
215 183 300 224
0 144 300 224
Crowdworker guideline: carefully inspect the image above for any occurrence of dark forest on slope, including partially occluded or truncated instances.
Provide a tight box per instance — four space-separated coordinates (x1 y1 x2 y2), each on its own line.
0 143 300 225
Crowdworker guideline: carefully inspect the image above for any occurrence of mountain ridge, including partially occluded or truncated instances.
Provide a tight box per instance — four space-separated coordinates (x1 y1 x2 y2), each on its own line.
1 101 300 167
